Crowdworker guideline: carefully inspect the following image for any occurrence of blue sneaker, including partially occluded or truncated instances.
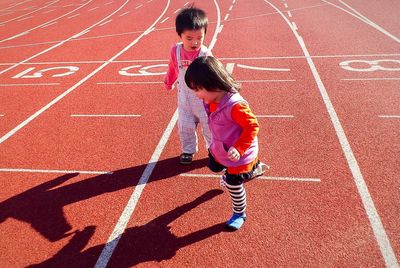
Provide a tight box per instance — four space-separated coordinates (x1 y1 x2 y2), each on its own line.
226 212 246 230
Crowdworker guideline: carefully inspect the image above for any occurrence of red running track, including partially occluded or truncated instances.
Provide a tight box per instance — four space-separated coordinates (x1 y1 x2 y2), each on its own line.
0 0 399 267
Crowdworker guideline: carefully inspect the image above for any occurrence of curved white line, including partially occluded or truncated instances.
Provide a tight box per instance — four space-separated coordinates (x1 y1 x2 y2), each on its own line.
0 0 93 43
0 0 60 24
264 1 399 266
0 0 132 75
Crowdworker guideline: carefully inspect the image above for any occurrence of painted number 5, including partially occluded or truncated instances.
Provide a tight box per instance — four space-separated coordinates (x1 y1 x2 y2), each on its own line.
340 59 400 72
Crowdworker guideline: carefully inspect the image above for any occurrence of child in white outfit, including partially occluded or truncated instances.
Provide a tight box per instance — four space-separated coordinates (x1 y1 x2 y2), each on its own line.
164 6 212 165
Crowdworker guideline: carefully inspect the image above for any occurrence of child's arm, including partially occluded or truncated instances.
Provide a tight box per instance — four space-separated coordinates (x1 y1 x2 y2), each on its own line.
230 102 260 157
164 46 178 90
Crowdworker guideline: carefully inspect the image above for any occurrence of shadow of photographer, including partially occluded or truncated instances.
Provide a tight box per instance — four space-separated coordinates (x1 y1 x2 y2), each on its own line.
0 156 210 242
27 189 225 267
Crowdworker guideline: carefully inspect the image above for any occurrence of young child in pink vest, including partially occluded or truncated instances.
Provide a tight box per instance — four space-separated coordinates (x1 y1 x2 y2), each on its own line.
164 6 212 165
185 56 268 230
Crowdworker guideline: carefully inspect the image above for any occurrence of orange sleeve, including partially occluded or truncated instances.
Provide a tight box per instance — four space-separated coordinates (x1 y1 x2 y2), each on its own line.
231 102 259 156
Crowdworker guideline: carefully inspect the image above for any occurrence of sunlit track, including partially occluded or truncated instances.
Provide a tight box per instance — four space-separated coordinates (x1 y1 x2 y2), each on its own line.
0 0 93 43
95 1 221 266
0 0 132 75
264 0 399 266
0 0 60 25
0 0 399 266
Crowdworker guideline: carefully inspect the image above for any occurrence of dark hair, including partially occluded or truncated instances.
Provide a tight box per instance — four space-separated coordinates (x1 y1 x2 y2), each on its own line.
185 56 240 93
175 5 208 36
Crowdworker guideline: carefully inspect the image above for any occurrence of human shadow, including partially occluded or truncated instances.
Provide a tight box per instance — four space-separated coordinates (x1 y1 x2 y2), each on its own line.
0 157 210 242
28 189 225 267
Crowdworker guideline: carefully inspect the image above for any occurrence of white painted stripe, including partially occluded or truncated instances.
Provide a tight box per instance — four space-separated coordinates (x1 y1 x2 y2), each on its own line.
88 6 99 11
0 168 112 175
379 115 400 119
341 78 400 81
4 31 30 41
160 17 169 23
265 1 399 266
237 79 296 83
135 4 143 9
0 83 60 86
94 2 173 267
72 29 90 38
180 173 320 182
17 15 33 21
99 19 112 26
224 13 229 21
292 21 298 30
67 13 80 19
173 8 180 14
95 110 177 268
0 114 4 117
256 115 294 118
97 81 163 85
324 0 400 43
119 11 129 16
0 1 167 146
284 3 288 8
229 5 233 11
287 11 292 17
71 114 141 117
237 63 290 72
40 21 57 28
183 2 189 6
105 1 113 5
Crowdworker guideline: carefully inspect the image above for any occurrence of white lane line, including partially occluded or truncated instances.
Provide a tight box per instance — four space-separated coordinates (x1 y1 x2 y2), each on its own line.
0 114 4 117
323 0 400 43
292 21 298 30
0 0 165 145
40 21 57 28
95 1 219 266
97 81 163 85
94 2 172 267
105 1 113 5
0 83 60 86
72 29 90 38
3 31 30 41
287 11 292 17
135 4 143 9
160 17 169 23
71 114 141 117
341 78 400 81
88 6 99 11
1 1 91 43
256 115 294 118
173 8 180 14
67 13 80 19
0 168 112 175
379 115 400 119
237 63 290 72
238 79 296 83
99 19 112 26
229 5 233 11
224 13 229 21
0 0 59 25
265 1 399 267
119 11 129 16
180 173 320 182
17 15 33 21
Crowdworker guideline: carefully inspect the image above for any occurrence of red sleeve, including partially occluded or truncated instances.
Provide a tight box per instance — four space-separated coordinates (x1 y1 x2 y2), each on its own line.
231 102 259 156
164 45 178 90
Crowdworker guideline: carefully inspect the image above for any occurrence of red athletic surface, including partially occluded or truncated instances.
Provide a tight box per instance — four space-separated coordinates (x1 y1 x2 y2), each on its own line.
0 0 399 267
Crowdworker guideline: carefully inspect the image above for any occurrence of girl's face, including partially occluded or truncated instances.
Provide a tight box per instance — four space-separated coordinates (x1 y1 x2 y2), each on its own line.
180 28 205 52
194 88 225 104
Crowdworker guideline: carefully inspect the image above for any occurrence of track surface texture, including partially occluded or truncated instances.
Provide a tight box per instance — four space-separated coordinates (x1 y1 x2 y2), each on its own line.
0 0 399 267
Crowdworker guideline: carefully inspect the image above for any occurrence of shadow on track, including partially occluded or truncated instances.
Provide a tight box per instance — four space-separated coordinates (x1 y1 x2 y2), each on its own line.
0 156 210 242
27 189 225 267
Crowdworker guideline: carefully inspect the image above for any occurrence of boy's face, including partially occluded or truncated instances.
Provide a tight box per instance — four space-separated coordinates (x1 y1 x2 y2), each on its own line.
180 28 205 52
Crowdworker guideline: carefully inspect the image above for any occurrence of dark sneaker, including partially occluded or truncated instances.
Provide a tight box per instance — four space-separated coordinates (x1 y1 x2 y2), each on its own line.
180 153 193 165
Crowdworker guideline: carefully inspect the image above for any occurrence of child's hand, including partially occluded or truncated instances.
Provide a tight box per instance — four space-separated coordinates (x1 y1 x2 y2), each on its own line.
227 147 240 162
